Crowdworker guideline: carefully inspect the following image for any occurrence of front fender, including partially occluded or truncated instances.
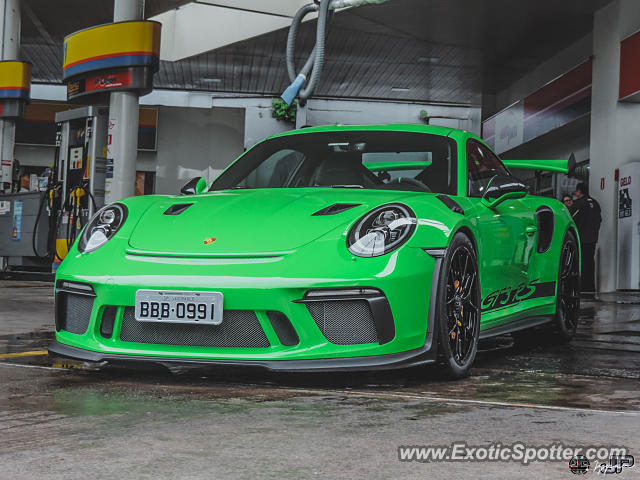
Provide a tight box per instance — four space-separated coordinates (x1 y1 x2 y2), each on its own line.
59 195 171 269
407 196 469 248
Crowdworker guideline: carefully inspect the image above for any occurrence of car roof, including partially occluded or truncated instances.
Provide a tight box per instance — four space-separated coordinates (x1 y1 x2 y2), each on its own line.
269 123 466 139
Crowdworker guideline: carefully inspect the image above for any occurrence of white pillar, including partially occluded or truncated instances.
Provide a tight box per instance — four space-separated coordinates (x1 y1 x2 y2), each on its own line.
105 0 144 202
0 0 20 192
589 0 640 291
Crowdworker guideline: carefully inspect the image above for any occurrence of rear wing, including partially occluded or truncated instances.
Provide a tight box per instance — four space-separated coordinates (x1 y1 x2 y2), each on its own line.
502 154 576 175
363 161 431 172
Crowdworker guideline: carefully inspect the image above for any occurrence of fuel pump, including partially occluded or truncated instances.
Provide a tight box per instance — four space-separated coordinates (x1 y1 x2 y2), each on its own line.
52 106 108 267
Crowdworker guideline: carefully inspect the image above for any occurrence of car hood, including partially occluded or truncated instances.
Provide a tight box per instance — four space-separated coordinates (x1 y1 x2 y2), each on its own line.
127 188 425 256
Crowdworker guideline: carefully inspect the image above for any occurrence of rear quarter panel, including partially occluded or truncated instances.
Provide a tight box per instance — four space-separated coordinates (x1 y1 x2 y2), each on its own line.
523 195 579 283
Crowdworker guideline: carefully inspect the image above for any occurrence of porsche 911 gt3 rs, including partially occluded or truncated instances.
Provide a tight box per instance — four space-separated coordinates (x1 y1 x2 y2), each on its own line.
49 124 580 378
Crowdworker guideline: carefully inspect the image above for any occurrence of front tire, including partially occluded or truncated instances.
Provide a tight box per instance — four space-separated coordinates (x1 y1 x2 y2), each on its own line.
435 232 481 379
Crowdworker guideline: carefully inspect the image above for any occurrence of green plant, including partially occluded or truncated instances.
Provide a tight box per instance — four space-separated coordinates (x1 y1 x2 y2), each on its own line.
271 98 297 124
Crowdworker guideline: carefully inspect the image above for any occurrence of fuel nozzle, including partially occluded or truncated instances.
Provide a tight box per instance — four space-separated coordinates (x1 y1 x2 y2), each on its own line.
48 184 62 210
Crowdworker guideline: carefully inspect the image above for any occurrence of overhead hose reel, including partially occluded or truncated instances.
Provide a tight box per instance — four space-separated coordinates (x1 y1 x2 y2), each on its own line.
282 0 387 106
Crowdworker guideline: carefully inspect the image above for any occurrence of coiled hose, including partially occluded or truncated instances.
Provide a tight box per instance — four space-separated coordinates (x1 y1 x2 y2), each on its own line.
282 0 387 106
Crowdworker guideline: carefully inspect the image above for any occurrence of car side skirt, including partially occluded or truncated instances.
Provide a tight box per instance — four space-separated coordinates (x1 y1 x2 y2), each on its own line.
479 315 553 340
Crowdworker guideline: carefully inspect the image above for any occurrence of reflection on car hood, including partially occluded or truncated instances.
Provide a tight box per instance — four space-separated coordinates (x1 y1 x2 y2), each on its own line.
128 188 427 256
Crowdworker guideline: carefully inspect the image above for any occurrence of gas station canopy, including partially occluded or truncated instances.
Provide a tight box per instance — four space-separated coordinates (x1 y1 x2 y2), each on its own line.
22 0 610 105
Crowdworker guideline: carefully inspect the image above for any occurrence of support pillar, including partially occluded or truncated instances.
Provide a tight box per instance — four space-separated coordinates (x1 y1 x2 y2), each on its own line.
105 0 144 202
0 0 20 192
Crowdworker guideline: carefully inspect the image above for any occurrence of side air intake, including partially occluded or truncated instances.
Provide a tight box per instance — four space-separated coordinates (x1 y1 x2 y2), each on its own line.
536 207 554 253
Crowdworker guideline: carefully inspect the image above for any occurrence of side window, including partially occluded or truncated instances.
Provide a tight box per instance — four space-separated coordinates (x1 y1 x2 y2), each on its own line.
466 140 510 197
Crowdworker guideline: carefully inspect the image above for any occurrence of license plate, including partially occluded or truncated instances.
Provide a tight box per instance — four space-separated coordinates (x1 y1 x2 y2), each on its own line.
135 290 223 325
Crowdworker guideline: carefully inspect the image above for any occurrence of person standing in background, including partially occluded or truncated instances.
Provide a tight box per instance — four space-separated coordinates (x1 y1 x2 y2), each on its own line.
562 194 573 210
19 174 30 192
570 182 602 294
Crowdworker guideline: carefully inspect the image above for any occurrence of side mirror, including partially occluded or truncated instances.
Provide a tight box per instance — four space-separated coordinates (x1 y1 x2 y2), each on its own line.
481 175 528 209
180 177 207 195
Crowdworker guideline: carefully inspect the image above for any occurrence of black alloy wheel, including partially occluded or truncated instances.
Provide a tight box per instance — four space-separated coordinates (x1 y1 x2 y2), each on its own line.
436 232 481 379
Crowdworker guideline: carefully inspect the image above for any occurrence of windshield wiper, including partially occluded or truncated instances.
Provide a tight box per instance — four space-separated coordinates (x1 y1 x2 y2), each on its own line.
328 184 364 189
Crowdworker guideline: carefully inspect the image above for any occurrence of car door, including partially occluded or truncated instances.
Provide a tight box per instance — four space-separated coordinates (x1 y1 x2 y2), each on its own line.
464 140 537 327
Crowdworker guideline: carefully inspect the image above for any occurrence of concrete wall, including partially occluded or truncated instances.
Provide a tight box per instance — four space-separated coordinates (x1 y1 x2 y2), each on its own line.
244 105 289 149
303 98 481 134
216 96 482 149
589 0 640 291
152 106 245 194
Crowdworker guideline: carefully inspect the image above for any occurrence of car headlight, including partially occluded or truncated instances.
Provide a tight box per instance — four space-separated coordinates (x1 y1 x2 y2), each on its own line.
78 203 128 253
347 203 416 257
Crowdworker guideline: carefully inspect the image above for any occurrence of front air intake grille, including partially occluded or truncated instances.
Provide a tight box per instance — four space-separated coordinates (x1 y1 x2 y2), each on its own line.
266 311 299 346
120 308 270 348
55 292 94 335
307 300 378 345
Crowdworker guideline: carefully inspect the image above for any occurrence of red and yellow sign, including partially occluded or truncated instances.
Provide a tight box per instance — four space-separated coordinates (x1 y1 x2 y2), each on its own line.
85 71 134 92
62 21 161 80
0 61 31 100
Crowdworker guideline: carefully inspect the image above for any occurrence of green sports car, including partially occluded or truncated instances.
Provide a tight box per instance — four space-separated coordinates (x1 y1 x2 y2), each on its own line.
49 124 581 378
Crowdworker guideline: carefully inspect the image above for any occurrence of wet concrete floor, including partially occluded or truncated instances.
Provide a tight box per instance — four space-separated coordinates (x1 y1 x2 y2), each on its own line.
0 281 639 479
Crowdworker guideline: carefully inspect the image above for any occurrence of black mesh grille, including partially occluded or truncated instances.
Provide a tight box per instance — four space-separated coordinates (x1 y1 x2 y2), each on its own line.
56 293 94 335
120 308 270 348
307 300 378 345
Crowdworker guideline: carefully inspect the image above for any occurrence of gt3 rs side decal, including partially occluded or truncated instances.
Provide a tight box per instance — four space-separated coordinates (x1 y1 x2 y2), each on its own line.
481 280 556 312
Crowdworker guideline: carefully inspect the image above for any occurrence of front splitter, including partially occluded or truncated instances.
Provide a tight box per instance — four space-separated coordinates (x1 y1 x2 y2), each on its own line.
48 341 437 373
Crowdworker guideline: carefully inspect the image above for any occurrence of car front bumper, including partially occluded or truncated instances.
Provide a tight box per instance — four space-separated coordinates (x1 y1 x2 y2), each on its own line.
51 242 443 371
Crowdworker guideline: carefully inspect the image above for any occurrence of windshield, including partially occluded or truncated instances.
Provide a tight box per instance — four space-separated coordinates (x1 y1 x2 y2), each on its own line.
210 131 458 194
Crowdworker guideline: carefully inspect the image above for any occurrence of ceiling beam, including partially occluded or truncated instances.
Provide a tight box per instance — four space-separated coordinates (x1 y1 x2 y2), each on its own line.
151 0 315 62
